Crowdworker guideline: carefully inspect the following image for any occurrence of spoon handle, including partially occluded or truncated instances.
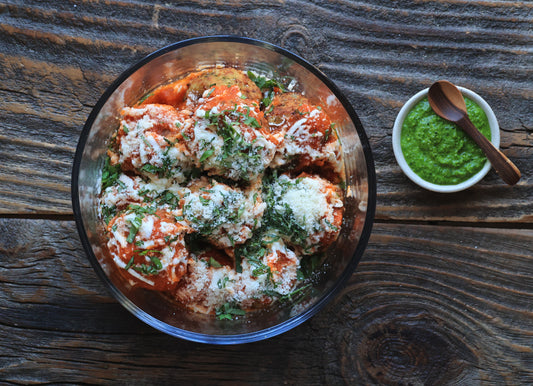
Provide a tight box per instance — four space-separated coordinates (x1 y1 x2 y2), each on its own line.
458 116 521 185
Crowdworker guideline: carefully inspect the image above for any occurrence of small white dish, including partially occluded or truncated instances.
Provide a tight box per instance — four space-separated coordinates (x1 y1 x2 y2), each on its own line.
392 85 500 193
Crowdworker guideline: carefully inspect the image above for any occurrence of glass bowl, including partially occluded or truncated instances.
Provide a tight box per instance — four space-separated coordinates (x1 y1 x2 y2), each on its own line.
72 36 376 344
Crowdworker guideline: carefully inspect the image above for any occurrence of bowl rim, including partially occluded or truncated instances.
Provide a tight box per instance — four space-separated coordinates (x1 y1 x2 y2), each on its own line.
392 85 500 193
71 35 376 344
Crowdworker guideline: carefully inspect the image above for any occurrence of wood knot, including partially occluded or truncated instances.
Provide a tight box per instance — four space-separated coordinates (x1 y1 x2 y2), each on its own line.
280 25 313 59
357 318 477 385
363 326 442 382
319 299 481 385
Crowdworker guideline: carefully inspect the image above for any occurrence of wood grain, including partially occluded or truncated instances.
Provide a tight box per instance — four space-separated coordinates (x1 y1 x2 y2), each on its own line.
0 0 531 221
0 0 532 384
0 219 532 384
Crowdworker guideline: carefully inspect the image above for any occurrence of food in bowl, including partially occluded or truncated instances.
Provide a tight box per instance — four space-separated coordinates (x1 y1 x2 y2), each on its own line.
400 96 491 185
73 36 375 343
98 66 345 318
392 85 499 193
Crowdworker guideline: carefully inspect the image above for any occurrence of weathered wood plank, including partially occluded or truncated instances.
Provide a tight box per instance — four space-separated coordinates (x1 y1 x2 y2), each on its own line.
0 0 531 220
0 1 531 384
0 219 531 384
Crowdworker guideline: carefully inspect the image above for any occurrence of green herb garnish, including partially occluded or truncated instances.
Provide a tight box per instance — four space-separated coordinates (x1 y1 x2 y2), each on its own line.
101 156 121 190
126 215 143 244
263 283 312 303
261 174 309 246
246 71 286 108
208 257 222 268
215 302 245 320
138 92 153 104
155 190 180 209
139 156 174 178
217 276 232 289
199 148 214 162
124 204 157 244
324 219 338 232
125 250 164 275
101 204 117 225
125 256 135 270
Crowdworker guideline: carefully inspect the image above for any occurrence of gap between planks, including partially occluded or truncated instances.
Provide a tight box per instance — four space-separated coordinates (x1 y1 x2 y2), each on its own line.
0 214 531 231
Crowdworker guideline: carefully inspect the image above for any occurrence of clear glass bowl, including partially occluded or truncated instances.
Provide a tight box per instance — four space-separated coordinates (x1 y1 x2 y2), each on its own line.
72 36 376 344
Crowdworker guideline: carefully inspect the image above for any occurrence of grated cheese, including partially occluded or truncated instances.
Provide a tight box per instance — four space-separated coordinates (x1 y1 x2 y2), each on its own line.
99 67 345 317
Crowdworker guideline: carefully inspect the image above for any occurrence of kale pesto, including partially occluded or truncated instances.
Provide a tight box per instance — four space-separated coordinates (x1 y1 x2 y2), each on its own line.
401 97 491 185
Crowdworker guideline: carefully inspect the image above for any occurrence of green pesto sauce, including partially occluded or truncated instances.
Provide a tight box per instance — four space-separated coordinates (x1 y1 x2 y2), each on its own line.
401 97 491 185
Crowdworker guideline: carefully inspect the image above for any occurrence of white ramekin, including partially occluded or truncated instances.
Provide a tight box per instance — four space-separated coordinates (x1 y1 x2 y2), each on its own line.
392 85 500 193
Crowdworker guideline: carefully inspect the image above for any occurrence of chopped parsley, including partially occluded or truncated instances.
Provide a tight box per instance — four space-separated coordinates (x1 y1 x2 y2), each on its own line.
205 86 216 98
298 254 323 280
198 195 210 205
182 188 247 237
137 92 154 104
215 302 245 320
124 248 164 276
124 256 135 270
101 156 121 190
234 229 272 274
207 257 222 268
263 283 312 303
324 128 331 143
164 234 180 243
243 115 261 128
139 157 174 178
129 252 164 275
199 148 214 163
124 204 157 244
154 190 180 209
246 71 287 108
126 215 143 244
217 276 232 289
261 173 309 247
324 219 338 232
101 204 117 225
202 105 266 179
247 254 272 279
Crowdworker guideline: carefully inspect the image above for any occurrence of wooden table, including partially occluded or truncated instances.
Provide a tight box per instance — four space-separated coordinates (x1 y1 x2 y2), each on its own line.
1 1 532 384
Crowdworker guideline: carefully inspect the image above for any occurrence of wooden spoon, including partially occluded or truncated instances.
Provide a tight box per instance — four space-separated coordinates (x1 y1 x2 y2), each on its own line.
428 80 521 185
